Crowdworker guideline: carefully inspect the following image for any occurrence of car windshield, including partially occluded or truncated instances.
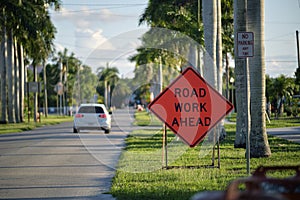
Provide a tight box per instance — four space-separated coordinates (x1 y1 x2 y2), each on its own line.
78 106 104 114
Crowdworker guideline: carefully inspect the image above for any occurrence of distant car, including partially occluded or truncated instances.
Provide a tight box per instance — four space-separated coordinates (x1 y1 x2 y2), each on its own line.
73 103 111 134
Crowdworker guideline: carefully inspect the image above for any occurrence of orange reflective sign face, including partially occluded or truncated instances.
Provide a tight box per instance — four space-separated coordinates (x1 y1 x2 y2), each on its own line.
148 67 234 147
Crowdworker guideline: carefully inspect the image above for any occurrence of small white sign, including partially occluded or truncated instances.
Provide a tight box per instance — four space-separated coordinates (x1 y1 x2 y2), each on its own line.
54 82 64 95
237 32 254 57
28 82 41 93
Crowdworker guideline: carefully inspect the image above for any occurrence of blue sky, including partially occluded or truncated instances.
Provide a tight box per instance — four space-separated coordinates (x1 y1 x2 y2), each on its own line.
50 0 300 78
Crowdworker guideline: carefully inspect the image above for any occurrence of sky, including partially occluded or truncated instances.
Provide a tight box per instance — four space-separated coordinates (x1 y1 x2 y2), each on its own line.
49 0 300 78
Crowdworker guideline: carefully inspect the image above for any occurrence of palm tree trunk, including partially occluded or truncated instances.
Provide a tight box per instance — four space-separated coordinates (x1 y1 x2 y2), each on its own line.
225 53 229 99
14 38 20 123
33 64 38 122
7 29 15 123
247 0 271 157
234 0 248 148
0 23 7 123
18 44 25 122
216 0 222 93
216 0 227 140
104 80 108 106
197 46 203 75
202 0 218 145
107 83 111 108
188 44 197 68
202 0 217 87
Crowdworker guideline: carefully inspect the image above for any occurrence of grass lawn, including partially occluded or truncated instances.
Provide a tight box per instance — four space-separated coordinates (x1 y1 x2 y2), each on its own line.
228 112 300 129
110 111 300 200
0 115 73 134
133 111 163 126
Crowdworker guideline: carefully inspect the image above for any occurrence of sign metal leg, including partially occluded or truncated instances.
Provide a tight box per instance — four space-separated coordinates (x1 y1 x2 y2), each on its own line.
162 124 165 168
217 132 220 168
164 124 168 169
212 128 216 166
162 124 168 169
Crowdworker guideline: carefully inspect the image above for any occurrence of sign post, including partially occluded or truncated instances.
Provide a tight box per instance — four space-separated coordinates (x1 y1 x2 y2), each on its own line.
237 32 254 175
148 67 233 168
163 124 168 168
27 82 42 122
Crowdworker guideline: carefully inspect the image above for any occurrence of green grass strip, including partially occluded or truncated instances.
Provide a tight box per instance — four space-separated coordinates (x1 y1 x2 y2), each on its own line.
110 112 300 200
0 115 73 134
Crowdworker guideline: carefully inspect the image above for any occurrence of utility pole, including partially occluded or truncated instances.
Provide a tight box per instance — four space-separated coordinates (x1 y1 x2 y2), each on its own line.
43 60 48 117
296 30 300 69
295 30 300 86
59 60 63 115
33 64 38 122
64 60 68 115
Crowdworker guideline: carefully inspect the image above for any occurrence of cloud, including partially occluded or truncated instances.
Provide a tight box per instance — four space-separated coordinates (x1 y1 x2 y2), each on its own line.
73 28 117 65
265 55 298 77
51 4 148 74
83 29 147 72
51 7 122 29
75 29 107 49
54 42 65 53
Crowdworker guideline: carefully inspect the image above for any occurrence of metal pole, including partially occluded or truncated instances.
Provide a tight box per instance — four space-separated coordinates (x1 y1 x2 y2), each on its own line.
38 82 41 123
212 129 216 166
162 124 165 168
62 85 65 115
296 30 300 69
164 124 168 168
60 94 62 115
245 58 251 175
56 94 58 115
43 61 48 117
232 82 235 111
59 60 62 115
160 57 167 169
65 60 68 115
217 134 220 168
27 82 30 122
217 124 221 168
33 65 37 122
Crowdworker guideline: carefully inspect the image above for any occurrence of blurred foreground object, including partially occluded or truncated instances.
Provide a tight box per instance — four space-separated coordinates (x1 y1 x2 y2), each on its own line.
192 166 300 200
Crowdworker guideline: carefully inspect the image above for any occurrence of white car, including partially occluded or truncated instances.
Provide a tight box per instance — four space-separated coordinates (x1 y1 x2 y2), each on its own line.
73 104 111 134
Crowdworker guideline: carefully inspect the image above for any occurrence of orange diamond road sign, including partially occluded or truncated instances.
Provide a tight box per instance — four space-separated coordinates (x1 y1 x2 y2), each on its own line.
148 67 234 147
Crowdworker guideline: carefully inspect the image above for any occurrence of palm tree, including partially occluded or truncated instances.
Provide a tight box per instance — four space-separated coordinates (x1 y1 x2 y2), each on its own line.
7 30 16 123
272 75 298 117
138 0 204 76
0 0 60 123
216 0 222 93
111 79 132 108
17 43 25 122
222 0 234 100
97 65 119 108
23 1 59 121
0 19 7 123
53 48 81 115
233 0 248 148
75 65 98 105
137 6 202 99
139 0 201 44
247 0 271 157
216 0 229 140
202 0 223 159
14 38 20 122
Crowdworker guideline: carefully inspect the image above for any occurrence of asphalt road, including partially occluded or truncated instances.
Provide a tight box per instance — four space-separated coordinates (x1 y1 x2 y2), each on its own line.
1 108 299 200
0 109 135 200
267 126 300 144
